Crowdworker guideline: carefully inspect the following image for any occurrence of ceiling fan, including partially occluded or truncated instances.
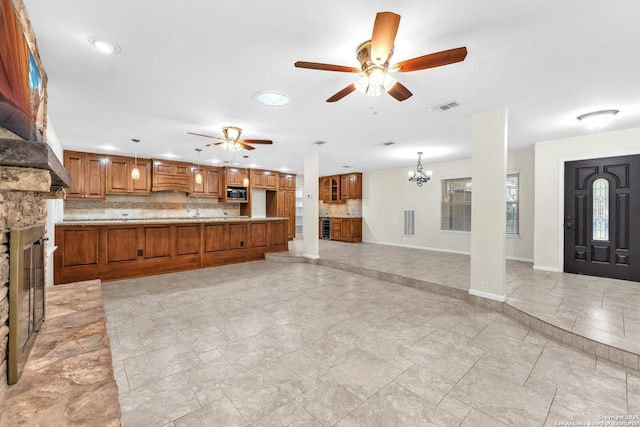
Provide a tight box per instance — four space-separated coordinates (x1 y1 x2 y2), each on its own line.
294 11 467 102
187 126 273 151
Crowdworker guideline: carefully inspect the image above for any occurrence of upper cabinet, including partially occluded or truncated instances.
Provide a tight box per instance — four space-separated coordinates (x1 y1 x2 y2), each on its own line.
152 159 191 192
224 167 248 187
250 169 278 190
279 173 296 190
190 165 222 197
64 151 105 200
320 172 363 203
105 155 151 195
321 175 341 203
340 173 362 200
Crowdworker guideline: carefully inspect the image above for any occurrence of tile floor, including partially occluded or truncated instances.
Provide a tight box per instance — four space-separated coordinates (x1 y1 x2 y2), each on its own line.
102 244 640 427
274 239 640 358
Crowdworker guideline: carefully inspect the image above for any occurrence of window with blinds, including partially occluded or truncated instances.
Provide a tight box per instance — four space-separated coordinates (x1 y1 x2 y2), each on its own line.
441 178 473 231
440 173 519 234
506 173 519 235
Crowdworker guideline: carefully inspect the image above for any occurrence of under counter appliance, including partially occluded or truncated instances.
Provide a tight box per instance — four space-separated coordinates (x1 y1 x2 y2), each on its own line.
226 187 247 201
321 217 331 240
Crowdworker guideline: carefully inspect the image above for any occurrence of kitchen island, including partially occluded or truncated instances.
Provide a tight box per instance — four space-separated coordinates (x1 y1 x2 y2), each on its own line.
54 217 289 284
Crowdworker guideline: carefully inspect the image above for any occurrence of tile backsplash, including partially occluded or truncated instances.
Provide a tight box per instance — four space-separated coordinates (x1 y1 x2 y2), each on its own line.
63 192 240 221
319 199 362 217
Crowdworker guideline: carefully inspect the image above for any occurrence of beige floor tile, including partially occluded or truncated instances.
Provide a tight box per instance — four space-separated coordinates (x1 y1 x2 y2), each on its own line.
123 343 202 390
348 382 461 427
119 373 201 427
252 401 322 426
173 397 246 427
449 367 552 426
295 377 362 426
460 409 509 427
393 364 456 404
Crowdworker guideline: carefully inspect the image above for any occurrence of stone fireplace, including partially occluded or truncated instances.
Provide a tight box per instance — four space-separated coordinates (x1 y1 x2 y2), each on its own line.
0 136 70 396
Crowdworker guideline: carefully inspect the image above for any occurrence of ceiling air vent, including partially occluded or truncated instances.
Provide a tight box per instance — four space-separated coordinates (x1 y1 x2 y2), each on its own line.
382 141 395 146
314 140 327 145
429 101 460 113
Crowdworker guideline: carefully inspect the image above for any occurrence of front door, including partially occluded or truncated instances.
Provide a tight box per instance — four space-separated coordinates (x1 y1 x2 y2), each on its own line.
564 154 640 281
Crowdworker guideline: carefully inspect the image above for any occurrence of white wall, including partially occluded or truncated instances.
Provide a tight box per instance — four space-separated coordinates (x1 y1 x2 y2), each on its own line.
363 150 535 261
533 127 640 271
44 118 64 287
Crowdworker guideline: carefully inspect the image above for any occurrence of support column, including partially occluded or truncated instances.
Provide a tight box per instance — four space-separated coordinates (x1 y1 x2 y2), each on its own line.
470 108 508 302
303 153 319 259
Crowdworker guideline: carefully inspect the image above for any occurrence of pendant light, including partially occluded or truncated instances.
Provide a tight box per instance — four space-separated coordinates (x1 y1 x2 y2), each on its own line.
131 139 140 180
194 148 203 185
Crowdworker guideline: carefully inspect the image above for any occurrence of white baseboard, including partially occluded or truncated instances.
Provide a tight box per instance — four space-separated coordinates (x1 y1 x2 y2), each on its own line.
304 254 320 260
532 265 562 272
506 256 534 263
469 289 508 302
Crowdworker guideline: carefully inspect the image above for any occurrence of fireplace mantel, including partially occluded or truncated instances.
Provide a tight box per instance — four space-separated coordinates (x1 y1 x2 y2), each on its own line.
0 138 70 188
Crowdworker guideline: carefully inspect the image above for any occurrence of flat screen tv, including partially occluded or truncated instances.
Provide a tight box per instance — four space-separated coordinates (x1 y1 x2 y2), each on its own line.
0 0 45 141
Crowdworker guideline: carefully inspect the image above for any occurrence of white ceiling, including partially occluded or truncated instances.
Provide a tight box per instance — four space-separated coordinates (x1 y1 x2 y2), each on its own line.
23 0 640 176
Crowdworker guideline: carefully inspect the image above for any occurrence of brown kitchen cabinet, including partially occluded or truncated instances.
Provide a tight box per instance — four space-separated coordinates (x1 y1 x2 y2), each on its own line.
152 159 192 192
105 155 151 195
340 172 362 200
54 219 289 284
224 166 248 187
321 175 341 203
250 169 278 190
278 189 296 240
63 151 105 200
279 172 296 190
329 217 362 243
190 165 222 197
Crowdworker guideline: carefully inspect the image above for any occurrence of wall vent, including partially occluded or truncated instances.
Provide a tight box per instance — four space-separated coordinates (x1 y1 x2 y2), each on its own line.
429 101 460 113
403 209 416 236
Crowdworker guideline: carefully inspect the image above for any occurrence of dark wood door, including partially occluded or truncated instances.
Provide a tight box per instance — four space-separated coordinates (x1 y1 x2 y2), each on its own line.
564 155 640 281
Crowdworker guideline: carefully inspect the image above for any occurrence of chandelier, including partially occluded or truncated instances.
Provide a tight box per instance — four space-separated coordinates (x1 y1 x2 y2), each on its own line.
408 152 432 187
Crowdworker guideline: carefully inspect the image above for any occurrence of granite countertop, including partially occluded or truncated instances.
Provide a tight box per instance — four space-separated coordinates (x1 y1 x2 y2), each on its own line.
57 217 288 225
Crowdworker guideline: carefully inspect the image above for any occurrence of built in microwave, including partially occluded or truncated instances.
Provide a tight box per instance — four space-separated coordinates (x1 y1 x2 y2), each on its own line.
226 187 247 201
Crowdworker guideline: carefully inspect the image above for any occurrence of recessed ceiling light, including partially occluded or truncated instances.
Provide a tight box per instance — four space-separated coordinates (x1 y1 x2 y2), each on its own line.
577 109 619 129
255 91 290 106
88 36 121 54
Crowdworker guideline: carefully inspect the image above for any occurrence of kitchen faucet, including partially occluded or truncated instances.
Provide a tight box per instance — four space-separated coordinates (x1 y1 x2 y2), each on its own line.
186 194 201 219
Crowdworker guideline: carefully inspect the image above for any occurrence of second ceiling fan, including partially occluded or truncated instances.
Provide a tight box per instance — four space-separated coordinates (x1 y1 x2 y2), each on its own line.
188 126 273 151
295 11 467 102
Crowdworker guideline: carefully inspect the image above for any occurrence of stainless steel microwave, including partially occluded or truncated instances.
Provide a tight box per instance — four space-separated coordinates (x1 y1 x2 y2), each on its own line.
226 187 247 201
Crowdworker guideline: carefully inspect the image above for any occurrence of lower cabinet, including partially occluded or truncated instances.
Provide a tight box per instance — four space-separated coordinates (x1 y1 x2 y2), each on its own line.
329 218 362 243
54 220 288 284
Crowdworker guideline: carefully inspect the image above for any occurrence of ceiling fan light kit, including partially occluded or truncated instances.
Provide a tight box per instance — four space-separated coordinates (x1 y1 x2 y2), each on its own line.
295 11 467 102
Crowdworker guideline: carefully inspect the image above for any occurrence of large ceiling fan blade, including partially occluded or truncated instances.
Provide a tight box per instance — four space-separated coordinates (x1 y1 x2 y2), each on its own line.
370 12 401 65
238 142 255 151
387 81 413 101
326 84 356 103
295 61 360 73
187 131 223 140
393 47 468 73
243 139 273 145
205 142 224 147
